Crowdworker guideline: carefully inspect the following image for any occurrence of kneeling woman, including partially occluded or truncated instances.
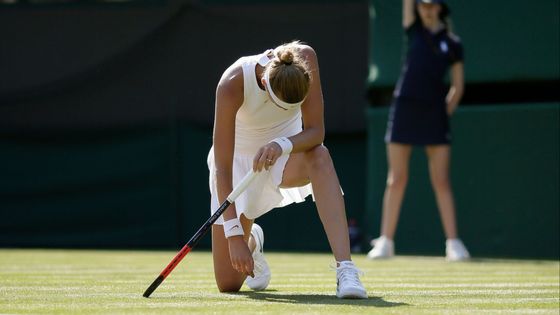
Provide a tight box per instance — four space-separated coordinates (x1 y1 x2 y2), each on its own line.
208 41 367 299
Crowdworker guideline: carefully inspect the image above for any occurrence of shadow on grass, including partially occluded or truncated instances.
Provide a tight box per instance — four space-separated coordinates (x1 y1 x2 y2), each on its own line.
232 290 408 307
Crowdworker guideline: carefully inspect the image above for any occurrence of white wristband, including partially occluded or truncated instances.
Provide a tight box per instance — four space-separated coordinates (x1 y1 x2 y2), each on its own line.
271 137 293 155
223 218 244 238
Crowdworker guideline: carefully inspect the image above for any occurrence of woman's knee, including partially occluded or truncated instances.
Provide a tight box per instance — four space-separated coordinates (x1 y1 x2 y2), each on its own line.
430 173 450 191
304 145 334 172
386 170 408 189
216 279 243 293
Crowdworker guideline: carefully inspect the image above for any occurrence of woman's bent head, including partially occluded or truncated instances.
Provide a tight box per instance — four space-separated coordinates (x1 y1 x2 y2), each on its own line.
265 41 312 106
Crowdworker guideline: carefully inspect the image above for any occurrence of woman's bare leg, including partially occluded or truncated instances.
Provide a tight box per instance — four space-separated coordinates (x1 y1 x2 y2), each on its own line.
380 143 413 239
425 145 458 239
281 145 351 262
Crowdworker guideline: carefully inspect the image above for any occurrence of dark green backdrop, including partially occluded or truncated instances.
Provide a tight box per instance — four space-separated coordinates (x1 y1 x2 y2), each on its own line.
0 125 367 253
1 103 558 259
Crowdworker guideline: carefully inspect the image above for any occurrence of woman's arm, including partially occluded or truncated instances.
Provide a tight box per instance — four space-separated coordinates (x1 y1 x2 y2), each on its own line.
213 63 255 277
403 0 416 28
446 62 464 116
213 64 243 222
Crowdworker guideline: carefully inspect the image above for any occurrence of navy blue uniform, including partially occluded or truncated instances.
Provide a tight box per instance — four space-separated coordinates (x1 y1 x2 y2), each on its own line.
385 21 464 145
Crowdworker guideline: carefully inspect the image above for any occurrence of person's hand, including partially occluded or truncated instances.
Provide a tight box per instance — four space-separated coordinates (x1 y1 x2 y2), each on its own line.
253 142 282 172
228 236 255 277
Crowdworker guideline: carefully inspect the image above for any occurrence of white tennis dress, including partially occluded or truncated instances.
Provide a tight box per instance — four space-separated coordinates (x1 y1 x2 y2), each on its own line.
208 51 314 224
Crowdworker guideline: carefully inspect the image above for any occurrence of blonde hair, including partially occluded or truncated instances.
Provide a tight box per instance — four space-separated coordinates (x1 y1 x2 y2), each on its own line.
266 41 311 104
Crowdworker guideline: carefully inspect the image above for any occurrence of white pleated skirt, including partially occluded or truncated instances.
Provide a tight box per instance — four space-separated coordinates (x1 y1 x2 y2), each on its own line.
207 146 314 224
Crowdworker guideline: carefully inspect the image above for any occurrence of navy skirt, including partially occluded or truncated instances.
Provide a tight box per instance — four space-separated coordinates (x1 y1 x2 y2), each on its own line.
385 98 451 145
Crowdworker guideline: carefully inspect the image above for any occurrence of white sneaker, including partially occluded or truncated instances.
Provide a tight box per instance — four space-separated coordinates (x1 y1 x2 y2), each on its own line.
366 236 394 259
446 238 470 261
245 224 271 290
336 261 368 299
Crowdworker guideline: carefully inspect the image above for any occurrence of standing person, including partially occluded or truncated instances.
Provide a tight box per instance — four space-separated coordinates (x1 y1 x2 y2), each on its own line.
367 0 470 261
208 41 367 298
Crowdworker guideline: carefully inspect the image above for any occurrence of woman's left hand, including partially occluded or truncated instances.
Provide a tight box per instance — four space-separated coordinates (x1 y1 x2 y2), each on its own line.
253 142 282 172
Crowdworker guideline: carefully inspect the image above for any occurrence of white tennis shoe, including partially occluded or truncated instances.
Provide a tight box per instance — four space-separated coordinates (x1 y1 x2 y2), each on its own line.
446 239 470 261
367 235 394 259
336 261 367 299
245 223 271 290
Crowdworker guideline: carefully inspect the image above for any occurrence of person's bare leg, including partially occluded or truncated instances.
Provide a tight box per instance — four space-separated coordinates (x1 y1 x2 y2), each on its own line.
281 145 351 262
380 143 412 240
211 214 254 292
425 145 458 239
282 145 367 298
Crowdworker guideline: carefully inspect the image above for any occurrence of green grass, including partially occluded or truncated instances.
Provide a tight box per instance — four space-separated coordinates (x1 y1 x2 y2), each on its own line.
0 249 558 314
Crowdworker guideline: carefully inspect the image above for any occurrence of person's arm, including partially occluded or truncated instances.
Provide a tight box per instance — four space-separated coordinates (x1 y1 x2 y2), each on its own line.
403 0 416 29
213 63 254 277
252 44 326 172
446 62 464 116
213 65 241 223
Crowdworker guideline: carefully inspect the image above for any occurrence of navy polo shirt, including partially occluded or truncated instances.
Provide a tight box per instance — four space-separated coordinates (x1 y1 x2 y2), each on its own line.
394 21 464 103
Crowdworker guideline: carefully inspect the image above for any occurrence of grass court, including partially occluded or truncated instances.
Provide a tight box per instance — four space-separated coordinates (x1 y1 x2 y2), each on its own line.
0 249 558 314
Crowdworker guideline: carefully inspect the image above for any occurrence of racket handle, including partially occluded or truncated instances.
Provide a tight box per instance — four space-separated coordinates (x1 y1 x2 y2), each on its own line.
227 170 257 203
143 275 164 298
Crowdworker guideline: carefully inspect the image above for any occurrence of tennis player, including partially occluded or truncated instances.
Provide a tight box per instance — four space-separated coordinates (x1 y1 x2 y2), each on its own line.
208 41 367 299
367 0 470 261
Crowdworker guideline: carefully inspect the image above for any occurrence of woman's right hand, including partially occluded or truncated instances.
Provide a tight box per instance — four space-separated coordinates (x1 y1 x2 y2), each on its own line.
253 142 282 172
227 236 255 278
